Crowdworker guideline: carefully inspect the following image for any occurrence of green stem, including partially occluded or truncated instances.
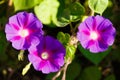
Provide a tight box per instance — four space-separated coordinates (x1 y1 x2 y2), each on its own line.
61 63 69 80
6 0 14 18
62 58 71 80
52 68 63 80
70 22 76 35
52 58 71 80
91 10 94 16
70 22 73 33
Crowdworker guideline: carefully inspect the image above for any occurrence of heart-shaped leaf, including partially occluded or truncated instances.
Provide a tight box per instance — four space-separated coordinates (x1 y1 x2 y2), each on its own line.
79 66 102 80
88 0 108 15
57 2 85 27
34 1 85 27
78 44 112 65
65 45 76 61
57 32 70 46
34 0 61 27
13 0 43 11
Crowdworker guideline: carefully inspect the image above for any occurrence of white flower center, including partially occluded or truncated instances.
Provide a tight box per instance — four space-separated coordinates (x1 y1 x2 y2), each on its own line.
41 52 49 60
19 29 29 37
90 31 98 40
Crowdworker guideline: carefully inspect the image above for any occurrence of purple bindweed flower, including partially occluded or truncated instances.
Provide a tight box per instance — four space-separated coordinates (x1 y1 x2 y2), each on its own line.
28 36 65 74
5 12 43 50
77 15 116 53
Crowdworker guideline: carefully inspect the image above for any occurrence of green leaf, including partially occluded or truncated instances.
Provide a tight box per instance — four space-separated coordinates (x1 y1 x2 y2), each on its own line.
57 32 66 44
111 46 120 62
69 2 85 22
34 0 60 27
34 1 85 27
0 17 7 25
66 61 81 80
57 32 70 46
64 0 72 6
104 74 116 80
78 44 112 65
13 0 43 11
79 66 102 80
65 45 76 61
64 33 70 44
0 31 8 62
88 0 108 15
22 63 31 76
57 32 75 61
57 2 85 27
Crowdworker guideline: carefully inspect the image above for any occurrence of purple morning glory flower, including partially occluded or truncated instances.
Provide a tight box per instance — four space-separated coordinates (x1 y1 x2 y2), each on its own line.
28 36 65 74
5 12 43 50
77 15 116 53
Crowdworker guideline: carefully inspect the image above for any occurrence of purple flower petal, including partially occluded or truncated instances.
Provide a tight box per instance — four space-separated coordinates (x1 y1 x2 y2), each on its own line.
77 15 116 53
84 16 95 30
12 38 25 50
40 61 50 73
45 36 62 51
100 24 116 45
77 32 90 48
95 15 105 29
78 22 90 32
40 61 59 73
89 41 100 53
5 24 18 34
9 15 20 30
16 12 28 27
28 36 65 73
28 53 42 70
53 53 64 66
27 13 43 29
97 19 112 31
5 12 43 50
98 39 108 51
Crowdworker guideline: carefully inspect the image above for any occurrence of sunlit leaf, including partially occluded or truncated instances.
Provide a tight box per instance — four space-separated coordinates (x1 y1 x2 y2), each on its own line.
57 32 70 46
88 0 108 15
34 0 60 27
57 32 75 61
35 1 85 27
13 0 43 11
78 44 112 65
65 45 76 61
57 32 66 44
